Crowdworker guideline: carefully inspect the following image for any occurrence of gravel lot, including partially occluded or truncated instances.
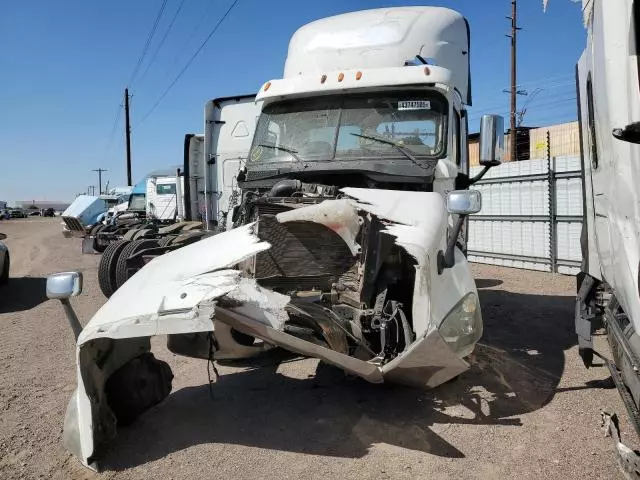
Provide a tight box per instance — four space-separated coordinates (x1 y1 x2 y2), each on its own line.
0 218 632 479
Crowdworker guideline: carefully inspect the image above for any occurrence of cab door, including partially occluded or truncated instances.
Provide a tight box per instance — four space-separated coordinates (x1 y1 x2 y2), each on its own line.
204 95 261 230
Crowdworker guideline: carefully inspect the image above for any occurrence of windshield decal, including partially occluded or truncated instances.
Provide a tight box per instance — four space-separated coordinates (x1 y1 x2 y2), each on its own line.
398 100 431 111
250 145 264 161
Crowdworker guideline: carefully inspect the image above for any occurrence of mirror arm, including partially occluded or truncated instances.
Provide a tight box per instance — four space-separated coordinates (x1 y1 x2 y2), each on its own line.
60 299 83 341
467 165 491 186
438 215 466 274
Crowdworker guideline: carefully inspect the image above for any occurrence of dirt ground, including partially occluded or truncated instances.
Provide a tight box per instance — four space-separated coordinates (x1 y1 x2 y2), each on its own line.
0 217 633 479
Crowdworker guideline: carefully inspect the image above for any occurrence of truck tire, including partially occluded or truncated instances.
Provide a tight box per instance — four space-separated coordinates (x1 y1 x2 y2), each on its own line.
114 239 159 289
98 240 130 298
158 236 175 247
104 352 173 426
0 253 9 285
123 229 139 241
172 231 206 248
132 228 153 240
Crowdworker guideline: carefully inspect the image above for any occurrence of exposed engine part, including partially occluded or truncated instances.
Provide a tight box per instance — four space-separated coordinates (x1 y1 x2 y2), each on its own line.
269 179 302 197
104 353 173 426
370 301 412 360
231 183 418 365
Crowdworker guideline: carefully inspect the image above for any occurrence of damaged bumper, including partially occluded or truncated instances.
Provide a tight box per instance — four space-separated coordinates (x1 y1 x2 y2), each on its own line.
62 189 481 468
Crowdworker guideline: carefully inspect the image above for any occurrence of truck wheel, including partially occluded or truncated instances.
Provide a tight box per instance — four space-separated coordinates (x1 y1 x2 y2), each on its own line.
98 240 130 298
0 253 9 285
104 352 173 426
114 239 159 289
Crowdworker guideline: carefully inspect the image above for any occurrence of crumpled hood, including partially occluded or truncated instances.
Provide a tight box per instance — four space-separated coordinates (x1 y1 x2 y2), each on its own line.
81 188 450 342
78 224 271 345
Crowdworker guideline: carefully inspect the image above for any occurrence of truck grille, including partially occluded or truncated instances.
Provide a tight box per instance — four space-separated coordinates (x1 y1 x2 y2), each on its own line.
252 215 355 292
62 216 85 232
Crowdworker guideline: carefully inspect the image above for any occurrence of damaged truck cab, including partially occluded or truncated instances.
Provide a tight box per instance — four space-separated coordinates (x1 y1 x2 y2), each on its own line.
47 7 504 469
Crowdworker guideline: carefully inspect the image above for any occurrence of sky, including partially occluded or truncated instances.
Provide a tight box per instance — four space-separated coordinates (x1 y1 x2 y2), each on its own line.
0 0 586 205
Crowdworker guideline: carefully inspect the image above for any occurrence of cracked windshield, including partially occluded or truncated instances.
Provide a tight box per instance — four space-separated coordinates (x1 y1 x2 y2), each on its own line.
249 92 447 163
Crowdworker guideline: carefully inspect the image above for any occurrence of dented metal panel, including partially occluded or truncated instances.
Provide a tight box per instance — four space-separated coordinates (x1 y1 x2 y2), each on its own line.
215 306 384 383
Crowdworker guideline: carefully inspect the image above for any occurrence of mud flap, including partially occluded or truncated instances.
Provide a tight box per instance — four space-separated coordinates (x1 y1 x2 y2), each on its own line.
576 273 598 367
215 306 469 387
82 237 99 254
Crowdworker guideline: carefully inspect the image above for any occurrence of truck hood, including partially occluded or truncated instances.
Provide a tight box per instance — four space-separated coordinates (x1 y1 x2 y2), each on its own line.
68 188 477 469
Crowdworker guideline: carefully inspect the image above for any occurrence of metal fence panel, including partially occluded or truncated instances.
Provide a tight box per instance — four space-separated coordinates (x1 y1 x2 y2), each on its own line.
467 154 583 275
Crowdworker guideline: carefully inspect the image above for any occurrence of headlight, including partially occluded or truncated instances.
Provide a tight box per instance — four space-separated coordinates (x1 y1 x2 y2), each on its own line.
438 292 482 357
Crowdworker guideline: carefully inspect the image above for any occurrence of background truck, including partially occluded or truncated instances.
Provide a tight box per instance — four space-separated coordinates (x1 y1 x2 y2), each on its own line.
96 108 261 298
575 0 640 468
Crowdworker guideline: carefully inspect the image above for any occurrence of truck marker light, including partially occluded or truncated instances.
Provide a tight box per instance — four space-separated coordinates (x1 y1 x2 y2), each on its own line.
355 71 362 80
424 66 431 75
263 82 272 91
320 74 327 84
338 72 344 82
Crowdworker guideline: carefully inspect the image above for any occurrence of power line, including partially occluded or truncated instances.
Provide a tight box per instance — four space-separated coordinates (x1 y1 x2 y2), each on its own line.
474 78 574 112
138 0 241 126
470 93 577 120
165 0 218 77
138 0 187 85
104 103 123 152
128 0 169 88
515 73 574 88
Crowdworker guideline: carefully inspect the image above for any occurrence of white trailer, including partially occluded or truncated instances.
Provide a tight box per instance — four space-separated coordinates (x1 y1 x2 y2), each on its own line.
47 6 505 469
145 173 183 222
575 0 640 469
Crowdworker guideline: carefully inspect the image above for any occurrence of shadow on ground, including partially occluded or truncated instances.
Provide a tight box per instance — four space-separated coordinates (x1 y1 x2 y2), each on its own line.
100 285 598 470
475 278 504 289
0 277 47 313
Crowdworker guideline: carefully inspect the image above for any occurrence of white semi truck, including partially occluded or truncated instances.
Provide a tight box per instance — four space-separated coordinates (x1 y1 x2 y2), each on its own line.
46 7 505 469
574 0 640 469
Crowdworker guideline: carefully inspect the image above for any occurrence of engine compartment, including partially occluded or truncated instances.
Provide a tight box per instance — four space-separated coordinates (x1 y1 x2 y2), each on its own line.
232 179 421 364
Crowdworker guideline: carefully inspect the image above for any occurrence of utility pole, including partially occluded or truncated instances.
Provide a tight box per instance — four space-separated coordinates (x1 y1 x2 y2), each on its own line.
124 88 132 186
507 0 522 162
92 168 107 195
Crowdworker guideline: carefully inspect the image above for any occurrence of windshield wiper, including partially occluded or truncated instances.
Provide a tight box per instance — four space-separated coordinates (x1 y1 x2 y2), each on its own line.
258 143 303 163
350 133 428 170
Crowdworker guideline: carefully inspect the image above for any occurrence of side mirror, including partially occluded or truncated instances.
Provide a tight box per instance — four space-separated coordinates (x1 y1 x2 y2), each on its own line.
446 190 482 215
479 114 505 167
46 271 83 300
439 191 482 273
46 272 84 341
613 122 640 144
